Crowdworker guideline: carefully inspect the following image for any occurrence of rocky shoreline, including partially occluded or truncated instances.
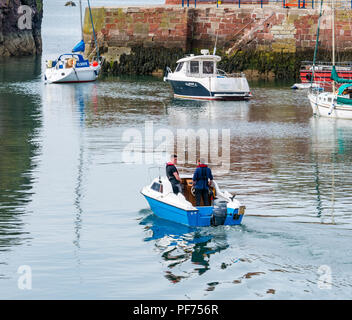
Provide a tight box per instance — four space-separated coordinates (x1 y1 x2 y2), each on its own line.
0 0 43 56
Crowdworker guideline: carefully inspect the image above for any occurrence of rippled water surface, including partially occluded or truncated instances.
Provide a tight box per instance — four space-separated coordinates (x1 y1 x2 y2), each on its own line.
0 0 352 299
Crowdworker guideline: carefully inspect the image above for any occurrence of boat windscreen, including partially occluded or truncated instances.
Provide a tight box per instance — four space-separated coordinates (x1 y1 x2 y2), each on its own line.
175 62 184 72
203 61 214 74
190 61 199 74
151 182 162 193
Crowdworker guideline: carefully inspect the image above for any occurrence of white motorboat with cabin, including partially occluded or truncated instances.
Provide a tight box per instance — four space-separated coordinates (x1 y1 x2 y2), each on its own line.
164 50 251 101
141 175 246 227
44 0 101 84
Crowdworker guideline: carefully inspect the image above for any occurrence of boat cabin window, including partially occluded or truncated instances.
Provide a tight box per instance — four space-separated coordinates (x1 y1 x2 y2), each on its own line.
175 62 184 72
151 182 163 193
203 61 214 74
190 61 200 74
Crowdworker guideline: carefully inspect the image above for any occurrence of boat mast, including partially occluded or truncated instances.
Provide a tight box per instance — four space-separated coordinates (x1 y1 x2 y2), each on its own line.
332 0 336 93
79 0 84 41
312 0 324 86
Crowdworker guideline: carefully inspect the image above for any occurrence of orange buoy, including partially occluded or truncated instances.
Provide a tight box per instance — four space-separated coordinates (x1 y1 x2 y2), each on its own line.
92 61 98 67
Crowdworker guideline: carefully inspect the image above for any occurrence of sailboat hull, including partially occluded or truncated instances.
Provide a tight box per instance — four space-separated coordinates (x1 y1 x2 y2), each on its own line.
45 66 100 84
308 92 352 119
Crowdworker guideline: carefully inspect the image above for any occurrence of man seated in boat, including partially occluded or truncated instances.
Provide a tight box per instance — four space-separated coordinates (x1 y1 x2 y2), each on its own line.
192 159 214 207
166 154 182 195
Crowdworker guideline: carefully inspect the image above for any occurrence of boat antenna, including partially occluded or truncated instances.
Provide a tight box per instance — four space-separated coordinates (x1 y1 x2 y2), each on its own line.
213 30 219 55
87 0 100 62
79 0 83 41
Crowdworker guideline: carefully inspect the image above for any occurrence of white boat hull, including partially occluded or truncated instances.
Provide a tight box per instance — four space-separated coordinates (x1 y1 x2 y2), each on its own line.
45 65 100 84
292 83 322 90
308 92 352 119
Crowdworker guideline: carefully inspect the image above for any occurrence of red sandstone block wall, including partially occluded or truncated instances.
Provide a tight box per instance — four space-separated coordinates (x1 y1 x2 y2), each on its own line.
91 7 192 50
86 7 352 54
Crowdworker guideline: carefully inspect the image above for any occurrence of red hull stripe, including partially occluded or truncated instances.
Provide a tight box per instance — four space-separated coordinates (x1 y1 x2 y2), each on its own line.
53 80 97 84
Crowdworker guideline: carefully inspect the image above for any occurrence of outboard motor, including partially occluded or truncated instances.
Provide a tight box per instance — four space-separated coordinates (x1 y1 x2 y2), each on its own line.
211 199 227 226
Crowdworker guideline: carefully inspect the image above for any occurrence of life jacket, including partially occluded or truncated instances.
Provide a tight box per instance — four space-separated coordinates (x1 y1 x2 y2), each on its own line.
166 162 178 181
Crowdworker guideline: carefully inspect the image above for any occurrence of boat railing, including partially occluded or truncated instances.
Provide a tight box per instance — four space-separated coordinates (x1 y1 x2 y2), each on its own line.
217 69 245 78
184 69 245 78
301 60 352 70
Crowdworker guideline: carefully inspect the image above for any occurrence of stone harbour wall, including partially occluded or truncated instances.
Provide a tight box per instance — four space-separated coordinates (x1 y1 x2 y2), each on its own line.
0 0 43 56
83 5 352 78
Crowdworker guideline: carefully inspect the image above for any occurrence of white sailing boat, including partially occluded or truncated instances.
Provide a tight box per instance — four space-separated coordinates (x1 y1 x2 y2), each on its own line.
44 0 101 84
308 0 352 119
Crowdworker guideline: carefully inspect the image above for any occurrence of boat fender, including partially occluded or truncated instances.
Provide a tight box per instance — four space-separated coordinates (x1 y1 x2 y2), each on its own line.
328 103 335 116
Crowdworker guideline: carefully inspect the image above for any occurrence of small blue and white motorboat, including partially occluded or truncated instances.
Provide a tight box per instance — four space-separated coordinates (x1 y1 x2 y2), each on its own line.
141 175 246 227
164 49 251 101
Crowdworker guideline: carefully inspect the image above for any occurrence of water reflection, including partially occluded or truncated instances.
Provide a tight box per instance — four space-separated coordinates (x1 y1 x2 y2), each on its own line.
310 117 352 224
139 211 230 283
0 58 42 254
0 57 42 83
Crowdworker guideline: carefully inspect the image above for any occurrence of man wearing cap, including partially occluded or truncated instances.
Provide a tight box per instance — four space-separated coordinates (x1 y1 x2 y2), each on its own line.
192 158 214 206
166 154 182 195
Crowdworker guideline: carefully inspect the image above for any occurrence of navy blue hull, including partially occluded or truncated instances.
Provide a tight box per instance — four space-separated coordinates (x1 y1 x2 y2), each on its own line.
169 80 210 97
168 80 250 101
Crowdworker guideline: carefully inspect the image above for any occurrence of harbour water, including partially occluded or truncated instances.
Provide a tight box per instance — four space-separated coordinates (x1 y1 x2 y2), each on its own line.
0 0 352 299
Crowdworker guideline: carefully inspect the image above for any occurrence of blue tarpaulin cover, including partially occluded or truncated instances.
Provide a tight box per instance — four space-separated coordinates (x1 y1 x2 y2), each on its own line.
72 40 85 53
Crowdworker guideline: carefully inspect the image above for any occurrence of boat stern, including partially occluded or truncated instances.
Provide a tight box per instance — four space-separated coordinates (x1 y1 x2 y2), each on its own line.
225 205 246 225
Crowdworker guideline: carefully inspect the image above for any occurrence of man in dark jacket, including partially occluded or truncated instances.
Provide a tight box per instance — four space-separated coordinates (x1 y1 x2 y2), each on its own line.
192 158 214 206
166 154 182 195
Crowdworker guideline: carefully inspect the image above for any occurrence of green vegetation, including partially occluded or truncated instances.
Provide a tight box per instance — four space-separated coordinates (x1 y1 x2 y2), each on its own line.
100 46 352 80
102 46 184 76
